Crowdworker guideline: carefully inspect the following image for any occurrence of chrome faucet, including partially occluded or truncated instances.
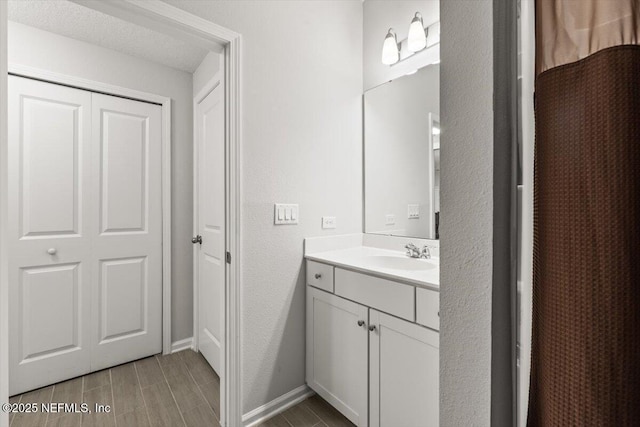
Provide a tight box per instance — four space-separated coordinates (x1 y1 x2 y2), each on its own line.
405 243 431 259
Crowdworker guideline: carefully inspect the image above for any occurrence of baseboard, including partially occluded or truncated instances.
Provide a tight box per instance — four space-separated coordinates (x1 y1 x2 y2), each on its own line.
242 385 315 427
171 337 194 353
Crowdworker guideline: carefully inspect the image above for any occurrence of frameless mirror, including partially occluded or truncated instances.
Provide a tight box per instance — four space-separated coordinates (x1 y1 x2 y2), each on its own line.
364 64 440 239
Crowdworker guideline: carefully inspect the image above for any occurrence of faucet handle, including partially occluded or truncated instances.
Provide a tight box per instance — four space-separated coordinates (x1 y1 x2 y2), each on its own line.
419 245 433 259
405 243 419 258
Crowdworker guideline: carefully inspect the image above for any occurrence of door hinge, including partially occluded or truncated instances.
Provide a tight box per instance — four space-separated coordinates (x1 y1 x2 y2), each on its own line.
226 252 232 264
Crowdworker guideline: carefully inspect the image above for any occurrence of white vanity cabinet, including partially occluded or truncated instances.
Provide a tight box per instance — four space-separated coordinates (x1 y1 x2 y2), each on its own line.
306 286 369 426
369 310 439 427
306 261 439 427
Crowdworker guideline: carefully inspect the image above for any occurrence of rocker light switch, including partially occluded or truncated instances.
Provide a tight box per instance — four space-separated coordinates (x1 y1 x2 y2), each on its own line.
408 204 420 219
275 204 299 225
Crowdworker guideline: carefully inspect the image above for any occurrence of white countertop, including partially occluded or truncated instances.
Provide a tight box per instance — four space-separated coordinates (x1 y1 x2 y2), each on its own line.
305 246 439 291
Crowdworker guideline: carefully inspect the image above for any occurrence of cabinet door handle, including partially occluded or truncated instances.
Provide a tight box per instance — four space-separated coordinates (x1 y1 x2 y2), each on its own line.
314 273 322 279
368 325 377 332
357 320 365 327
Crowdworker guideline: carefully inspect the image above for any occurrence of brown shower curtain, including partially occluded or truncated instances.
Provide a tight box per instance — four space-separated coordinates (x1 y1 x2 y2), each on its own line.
528 1 640 425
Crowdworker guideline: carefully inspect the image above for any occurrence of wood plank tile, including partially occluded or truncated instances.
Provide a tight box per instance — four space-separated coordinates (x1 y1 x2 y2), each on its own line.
181 351 219 384
11 386 53 427
84 371 110 392
141 382 184 427
82 384 115 427
145 404 185 427
140 382 174 408
165 373 206 413
303 396 355 427
9 394 21 425
47 377 83 421
182 404 219 427
135 357 165 388
45 412 81 427
51 377 83 403
195 379 220 418
256 414 292 427
111 379 144 416
114 407 150 427
156 353 189 379
281 403 321 427
110 363 138 385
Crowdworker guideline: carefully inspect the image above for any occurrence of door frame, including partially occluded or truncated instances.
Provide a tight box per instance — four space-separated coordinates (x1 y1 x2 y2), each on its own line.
0 1 244 426
192 71 226 422
7 63 174 357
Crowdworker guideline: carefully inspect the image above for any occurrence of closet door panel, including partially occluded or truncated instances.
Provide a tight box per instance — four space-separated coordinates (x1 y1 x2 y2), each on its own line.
8 76 93 395
90 93 162 371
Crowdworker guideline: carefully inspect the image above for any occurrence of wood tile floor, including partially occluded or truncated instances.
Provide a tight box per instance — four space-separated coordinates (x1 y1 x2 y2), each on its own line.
256 395 355 427
9 350 220 427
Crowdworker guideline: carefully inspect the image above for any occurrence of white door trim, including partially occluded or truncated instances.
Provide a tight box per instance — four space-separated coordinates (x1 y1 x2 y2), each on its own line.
7 2 242 426
0 2 9 425
7 63 173 358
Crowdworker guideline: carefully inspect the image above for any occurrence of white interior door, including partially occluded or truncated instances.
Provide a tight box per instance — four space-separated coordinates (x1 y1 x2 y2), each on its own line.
8 76 93 395
90 93 162 371
8 76 163 395
369 309 439 427
195 79 225 376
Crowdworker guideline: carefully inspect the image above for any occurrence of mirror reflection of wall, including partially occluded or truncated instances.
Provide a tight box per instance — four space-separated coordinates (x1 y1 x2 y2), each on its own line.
364 64 440 239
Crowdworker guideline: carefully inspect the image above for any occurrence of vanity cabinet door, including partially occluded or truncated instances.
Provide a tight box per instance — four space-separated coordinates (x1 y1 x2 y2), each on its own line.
369 310 439 427
306 287 368 426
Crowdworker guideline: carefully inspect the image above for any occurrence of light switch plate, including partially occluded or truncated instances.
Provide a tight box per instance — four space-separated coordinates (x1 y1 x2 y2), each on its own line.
385 214 396 225
322 216 336 229
275 204 299 225
408 204 420 219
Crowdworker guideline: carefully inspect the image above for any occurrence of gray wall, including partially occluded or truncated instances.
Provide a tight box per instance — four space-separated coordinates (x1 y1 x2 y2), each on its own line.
440 1 495 425
8 22 196 343
164 0 364 415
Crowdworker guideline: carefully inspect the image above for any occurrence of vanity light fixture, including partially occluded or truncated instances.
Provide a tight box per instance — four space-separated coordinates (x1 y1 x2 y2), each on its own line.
381 28 400 65
407 12 427 52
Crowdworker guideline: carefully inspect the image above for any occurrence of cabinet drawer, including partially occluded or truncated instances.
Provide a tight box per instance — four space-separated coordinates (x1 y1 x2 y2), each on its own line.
335 268 414 321
307 261 334 293
416 288 439 331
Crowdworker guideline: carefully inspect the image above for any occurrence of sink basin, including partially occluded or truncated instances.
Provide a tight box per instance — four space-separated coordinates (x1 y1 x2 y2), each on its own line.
365 255 436 271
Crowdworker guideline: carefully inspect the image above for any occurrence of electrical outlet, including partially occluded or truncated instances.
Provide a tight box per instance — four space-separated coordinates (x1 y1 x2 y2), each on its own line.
385 214 396 225
408 204 420 219
275 204 299 225
322 216 336 229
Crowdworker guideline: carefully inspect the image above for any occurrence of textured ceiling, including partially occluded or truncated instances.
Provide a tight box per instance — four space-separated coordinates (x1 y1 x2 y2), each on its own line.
8 0 210 73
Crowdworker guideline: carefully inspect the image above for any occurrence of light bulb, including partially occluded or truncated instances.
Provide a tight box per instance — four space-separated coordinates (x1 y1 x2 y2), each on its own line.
381 29 399 65
407 12 427 52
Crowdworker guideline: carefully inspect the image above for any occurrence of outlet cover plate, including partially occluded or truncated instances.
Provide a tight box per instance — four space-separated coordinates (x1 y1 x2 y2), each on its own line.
322 216 336 229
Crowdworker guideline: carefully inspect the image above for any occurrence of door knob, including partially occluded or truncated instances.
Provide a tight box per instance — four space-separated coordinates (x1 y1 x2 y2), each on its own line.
368 325 377 332
192 235 202 245
47 248 57 255
357 320 365 327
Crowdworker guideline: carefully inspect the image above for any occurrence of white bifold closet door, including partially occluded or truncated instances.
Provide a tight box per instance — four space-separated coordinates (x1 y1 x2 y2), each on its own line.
8 76 162 395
